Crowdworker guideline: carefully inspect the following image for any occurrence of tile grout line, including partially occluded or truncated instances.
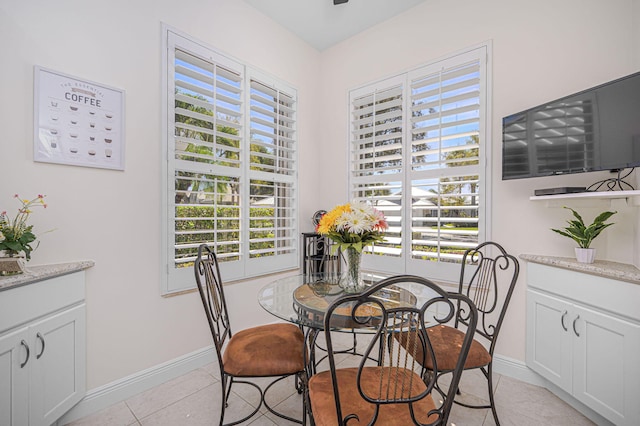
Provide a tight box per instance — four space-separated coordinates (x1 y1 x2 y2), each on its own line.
124 400 142 425
123 369 219 424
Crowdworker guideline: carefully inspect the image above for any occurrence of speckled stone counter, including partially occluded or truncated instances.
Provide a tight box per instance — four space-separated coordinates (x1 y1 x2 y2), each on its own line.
0 261 94 292
520 254 640 285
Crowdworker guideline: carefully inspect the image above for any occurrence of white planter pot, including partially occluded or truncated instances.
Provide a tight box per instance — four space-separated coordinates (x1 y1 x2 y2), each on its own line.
575 248 596 264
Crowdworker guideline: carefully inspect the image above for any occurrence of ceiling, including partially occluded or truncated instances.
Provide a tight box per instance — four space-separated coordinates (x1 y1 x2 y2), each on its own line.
244 0 429 51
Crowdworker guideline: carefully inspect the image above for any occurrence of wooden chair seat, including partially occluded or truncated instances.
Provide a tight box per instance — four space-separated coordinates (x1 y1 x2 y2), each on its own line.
223 323 305 377
309 367 438 426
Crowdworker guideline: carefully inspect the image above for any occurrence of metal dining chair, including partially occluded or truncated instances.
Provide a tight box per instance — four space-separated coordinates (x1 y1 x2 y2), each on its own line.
194 243 308 426
396 241 520 426
308 274 478 425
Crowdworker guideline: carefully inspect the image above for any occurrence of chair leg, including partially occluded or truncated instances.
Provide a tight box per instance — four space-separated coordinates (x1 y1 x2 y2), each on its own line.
300 371 308 426
486 364 500 426
219 375 232 426
263 374 307 425
220 375 262 426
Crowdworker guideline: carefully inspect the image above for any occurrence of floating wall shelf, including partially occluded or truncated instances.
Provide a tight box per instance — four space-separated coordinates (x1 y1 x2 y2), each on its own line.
529 190 640 207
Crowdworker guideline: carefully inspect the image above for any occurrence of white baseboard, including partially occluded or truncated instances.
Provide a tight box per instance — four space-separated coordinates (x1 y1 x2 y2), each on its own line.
491 354 547 387
57 346 215 425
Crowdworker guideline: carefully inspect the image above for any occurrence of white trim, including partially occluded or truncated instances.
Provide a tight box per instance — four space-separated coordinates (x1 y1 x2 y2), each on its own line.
160 22 171 295
481 40 493 243
56 346 215 425
491 354 546 387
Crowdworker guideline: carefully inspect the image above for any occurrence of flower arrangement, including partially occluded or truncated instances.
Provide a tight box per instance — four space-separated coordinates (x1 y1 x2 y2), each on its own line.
0 194 48 260
316 201 388 292
316 201 388 252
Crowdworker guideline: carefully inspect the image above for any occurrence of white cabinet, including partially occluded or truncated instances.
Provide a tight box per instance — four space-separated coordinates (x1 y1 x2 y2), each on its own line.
0 269 87 426
526 262 640 426
0 328 29 426
527 290 573 390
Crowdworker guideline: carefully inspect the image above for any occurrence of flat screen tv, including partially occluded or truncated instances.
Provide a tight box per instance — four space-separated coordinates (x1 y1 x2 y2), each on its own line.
502 71 640 180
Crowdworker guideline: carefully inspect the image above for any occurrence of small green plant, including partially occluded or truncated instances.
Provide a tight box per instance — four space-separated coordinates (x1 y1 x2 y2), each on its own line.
551 207 616 249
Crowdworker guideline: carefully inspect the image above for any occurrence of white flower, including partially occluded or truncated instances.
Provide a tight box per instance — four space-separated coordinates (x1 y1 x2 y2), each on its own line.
334 214 349 231
344 210 370 234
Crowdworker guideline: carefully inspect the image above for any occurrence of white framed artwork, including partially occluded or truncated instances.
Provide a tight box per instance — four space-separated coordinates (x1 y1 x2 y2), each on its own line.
34 66 125 170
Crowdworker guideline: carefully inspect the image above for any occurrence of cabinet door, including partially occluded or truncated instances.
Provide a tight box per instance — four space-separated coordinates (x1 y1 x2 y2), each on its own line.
0 327 29 426
526 289 573 391
572 305 640 426
29 304 86 426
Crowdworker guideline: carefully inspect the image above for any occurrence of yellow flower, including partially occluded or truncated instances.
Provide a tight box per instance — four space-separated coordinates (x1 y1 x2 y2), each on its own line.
317 203 351 234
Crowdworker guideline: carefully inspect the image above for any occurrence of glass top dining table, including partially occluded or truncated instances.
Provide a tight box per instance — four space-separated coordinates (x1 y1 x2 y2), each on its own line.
257 272 445 333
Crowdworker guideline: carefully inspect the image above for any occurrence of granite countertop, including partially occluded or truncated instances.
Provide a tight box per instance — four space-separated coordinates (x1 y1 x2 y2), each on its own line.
519 254 640 285
0 261 95 292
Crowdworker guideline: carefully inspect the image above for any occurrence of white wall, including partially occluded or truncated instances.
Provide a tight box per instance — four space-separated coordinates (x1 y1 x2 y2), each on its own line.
318 0 639 361
0 0 322 389
1 0 639 395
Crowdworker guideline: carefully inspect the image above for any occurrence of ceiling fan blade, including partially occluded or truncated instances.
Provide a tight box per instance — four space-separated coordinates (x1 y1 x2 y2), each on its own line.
334 0 349 4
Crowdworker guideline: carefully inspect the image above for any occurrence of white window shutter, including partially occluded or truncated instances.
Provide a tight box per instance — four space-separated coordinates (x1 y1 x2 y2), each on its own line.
164 28 298 293
349 47 489 281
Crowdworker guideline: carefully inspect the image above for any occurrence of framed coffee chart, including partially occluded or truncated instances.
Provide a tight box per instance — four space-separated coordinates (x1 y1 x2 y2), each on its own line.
34 66 125 170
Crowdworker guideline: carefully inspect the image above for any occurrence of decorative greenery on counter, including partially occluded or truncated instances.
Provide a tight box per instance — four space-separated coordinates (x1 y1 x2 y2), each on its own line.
551 207 617 249
0 194 48 260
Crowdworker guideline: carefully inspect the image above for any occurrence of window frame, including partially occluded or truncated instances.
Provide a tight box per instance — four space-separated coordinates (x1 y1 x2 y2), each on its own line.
161 25 299 294
350 44 492 283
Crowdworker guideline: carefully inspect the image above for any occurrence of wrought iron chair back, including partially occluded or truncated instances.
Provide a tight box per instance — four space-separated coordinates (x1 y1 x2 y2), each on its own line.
456 241 519 353
195 244 231 368
310 275 478 426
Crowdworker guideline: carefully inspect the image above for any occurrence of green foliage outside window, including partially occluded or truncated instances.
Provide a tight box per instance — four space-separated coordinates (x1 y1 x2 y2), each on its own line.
175 205 277 268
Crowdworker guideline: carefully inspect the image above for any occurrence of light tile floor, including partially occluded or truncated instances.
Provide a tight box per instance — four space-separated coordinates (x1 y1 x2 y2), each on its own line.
66 335 594 426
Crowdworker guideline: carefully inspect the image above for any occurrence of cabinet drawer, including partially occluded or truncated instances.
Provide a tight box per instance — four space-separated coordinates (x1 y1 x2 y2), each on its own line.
527 263 640 321
0 272 85 334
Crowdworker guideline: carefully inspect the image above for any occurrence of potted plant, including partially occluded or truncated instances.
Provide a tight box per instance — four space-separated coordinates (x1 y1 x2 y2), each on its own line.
551 207 616 263
0 194 48 275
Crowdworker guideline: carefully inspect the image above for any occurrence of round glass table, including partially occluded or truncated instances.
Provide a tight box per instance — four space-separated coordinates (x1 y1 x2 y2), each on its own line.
258 272 445 375
258 272 445 331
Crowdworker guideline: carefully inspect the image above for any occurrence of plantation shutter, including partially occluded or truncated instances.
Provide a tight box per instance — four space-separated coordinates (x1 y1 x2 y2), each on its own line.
164 29 299 293
348 46 488 281
171 42 245 282
246 74 297 270
408 50 485 272
350 77 406 271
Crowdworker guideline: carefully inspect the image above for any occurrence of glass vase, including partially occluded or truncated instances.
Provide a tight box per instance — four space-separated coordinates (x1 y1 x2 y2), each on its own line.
340 247 365 293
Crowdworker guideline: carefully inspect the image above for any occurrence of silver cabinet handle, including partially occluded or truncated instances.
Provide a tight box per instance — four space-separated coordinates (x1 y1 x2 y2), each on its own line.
20 340 30 368
561 310 568 331
573 315 580 337
36 332 45 359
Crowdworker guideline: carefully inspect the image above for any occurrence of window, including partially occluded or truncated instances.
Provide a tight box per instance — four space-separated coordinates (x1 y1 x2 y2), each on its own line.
162 27 298 294
350 46 490 282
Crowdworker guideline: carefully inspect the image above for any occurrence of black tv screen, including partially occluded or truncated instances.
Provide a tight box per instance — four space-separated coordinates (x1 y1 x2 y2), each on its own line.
502 71 640 180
